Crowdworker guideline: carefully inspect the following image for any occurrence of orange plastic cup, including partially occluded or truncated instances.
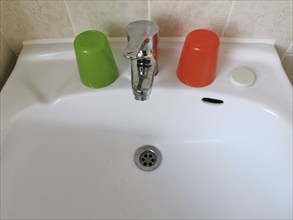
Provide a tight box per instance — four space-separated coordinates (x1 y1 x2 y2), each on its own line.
177 29 220 87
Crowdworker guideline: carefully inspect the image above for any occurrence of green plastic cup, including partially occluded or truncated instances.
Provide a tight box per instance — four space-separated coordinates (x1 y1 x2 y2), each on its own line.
74 30 119 88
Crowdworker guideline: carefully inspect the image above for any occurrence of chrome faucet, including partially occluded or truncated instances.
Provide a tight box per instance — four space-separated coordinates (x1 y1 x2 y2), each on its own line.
123 20 159 101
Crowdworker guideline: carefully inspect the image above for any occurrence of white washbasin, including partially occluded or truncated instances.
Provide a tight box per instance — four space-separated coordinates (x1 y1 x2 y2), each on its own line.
1 38 292 219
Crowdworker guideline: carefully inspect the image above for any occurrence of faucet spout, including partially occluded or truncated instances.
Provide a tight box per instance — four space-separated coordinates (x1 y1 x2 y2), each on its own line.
123 20 159 101
132 56 157 101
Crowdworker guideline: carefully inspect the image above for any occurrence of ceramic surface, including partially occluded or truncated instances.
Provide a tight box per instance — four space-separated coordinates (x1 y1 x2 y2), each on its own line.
1 39 292 219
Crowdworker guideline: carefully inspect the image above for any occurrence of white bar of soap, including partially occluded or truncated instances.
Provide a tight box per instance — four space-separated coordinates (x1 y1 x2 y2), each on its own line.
229 67 256 87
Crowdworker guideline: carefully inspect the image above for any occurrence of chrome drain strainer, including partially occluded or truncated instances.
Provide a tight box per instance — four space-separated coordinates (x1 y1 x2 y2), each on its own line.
134 145 162 171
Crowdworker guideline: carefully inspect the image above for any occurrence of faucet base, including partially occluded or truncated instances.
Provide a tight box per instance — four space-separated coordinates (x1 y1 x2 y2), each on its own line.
135 95 149 101
133 90 151 101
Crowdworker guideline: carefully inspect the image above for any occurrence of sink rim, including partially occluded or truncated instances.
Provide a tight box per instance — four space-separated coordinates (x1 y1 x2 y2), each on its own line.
1 38 292 219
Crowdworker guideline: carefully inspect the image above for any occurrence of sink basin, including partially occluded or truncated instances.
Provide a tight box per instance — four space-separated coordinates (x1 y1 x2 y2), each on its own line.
1 38 292 219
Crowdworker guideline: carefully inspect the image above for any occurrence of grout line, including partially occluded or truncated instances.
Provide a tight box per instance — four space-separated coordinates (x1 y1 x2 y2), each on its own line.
64 0 77 36
221 0 236 37
281 42 292 61
220 37 275 45
22 37 276 45
148 0 151 21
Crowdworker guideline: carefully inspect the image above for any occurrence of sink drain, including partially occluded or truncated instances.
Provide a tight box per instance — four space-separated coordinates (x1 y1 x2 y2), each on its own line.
134 145 162 171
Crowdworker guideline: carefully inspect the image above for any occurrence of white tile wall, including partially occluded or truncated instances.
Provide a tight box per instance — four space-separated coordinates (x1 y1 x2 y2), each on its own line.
1 0 75 53
1 0 292 88
150 1 232 36
224 0 292 54
66 1 148 36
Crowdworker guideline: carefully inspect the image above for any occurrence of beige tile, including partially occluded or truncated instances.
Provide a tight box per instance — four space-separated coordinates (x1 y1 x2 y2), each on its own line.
0 32 17 89
225 0 292 54
1 0 75 54
282 55 293 84
150 0 232 37
285 42 292 54
0 1 2 29
67 0 148 36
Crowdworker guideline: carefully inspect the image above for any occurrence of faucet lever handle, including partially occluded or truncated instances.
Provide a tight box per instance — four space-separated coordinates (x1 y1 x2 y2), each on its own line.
123 20 159 60
123 31 148 59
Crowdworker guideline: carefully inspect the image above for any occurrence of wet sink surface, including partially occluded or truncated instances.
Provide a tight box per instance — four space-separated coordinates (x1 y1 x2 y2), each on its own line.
1 39 292 219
